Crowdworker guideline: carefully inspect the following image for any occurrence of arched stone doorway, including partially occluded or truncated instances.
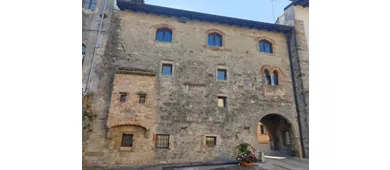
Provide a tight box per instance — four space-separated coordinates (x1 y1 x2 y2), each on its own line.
255 113 301 157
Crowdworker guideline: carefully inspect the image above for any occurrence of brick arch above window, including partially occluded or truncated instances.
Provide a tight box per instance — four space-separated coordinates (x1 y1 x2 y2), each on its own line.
205 28 225 36
150 23 175 31
260 65 284 85
204 28 227 50
255 36 276 54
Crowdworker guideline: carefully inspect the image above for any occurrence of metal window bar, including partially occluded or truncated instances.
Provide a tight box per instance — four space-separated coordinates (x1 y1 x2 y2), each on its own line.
206 136 216 146
155 134 169 149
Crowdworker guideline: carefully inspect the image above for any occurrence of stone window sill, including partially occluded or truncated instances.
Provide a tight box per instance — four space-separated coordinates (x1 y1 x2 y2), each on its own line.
264 85 281 88
258 51 276 56
202 45 231 52
160 75 173 78
154 40 173 44
119 146 133 152
216 80 227 82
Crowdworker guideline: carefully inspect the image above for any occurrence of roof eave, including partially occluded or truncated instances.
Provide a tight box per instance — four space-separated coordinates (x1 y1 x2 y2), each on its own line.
284 0 309 11
117 0 294 34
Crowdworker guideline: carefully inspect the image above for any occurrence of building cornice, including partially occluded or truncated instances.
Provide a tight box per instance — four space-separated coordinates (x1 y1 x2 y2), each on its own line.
117 0 294 34
284 0 309 11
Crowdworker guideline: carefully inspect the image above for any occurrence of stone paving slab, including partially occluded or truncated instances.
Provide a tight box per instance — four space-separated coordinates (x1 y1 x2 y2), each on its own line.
84 157 308 170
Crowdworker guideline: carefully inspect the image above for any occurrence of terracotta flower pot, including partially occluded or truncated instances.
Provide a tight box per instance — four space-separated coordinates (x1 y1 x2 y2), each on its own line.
240 161 255 167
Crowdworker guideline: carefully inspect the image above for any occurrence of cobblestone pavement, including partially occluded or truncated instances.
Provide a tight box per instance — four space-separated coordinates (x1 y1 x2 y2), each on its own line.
164 157 308 170
94 157 308 170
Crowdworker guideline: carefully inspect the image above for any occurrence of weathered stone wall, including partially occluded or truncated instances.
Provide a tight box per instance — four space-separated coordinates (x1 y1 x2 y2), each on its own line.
83 10 302 167
106 72 157 129
82 0 116 93
288 20 309 158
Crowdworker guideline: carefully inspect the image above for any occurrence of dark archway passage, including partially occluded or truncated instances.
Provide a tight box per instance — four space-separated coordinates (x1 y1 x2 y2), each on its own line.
256 113 300 157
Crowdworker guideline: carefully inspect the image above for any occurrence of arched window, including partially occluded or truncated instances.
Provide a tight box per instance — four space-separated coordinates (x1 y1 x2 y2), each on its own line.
156 28 172 42
264 69 271 85
83 0 97 10
259 40 273 54
272 71 279 86
208 33 222 47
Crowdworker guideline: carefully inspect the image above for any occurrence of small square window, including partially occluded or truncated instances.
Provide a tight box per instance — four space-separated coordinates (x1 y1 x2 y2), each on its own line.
206 136 216 147
155 134 170 149
121 134 133 147
139 94 146 103
162 63 173 76
217 69 227 81
120 93 127 102
217 96 227 108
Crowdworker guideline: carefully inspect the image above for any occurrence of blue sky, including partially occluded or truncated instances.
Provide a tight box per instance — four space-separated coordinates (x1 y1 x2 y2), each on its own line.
146 0 291 24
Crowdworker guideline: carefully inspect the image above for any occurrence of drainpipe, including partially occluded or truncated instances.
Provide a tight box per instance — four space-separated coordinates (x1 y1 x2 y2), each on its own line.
286 30 306 158
84 0 109 96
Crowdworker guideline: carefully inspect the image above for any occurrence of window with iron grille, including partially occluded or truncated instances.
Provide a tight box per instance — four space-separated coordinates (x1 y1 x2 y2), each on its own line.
205 136 216 147
139 94 146 103
155 134 169 149
83 0 97 10
121 134 133 147
120 93 127 102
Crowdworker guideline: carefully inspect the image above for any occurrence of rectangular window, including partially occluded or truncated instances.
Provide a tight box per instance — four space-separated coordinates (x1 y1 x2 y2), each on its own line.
162 63 173 76
217 69 227 80
260 125 267 134
155 134 169 149
121 134 133 147
139 94 146 103
206 136 216 147
83 0 97 10
120 93 127 102
217 96 227 108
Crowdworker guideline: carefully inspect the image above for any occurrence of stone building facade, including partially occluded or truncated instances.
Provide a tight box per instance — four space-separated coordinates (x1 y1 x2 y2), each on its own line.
277 0 309 158
83 0 309 168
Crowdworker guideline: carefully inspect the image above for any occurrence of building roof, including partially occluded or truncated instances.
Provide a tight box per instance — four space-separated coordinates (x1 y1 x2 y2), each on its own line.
116 0 294 34
284 0 309 10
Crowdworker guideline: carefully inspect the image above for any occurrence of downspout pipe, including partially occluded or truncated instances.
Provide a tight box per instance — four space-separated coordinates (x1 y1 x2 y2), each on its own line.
286 30 306 158
84 0 109 96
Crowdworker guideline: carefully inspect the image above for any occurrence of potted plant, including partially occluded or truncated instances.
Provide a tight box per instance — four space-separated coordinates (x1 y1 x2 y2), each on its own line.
234 143 257 167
